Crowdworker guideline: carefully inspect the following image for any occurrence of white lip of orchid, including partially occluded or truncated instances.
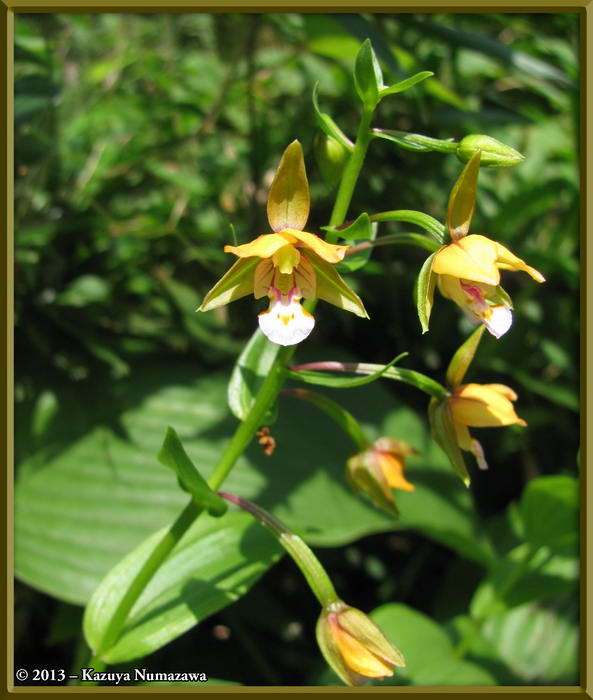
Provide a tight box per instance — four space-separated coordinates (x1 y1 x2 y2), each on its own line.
461 282 513 339
258 287 315 346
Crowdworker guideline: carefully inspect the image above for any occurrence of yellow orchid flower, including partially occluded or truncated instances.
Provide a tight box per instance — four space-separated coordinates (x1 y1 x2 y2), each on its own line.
347 437 415 516
448 382 527 470
316 601 405 686
198 141 367 346
423 151 545 338
433 234 545 338
428 326 528 480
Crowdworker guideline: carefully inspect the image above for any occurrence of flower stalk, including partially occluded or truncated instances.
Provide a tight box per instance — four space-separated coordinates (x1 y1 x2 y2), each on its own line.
219 492 339 608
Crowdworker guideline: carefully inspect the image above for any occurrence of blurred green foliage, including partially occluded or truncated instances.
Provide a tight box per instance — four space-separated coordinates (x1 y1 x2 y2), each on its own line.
14 12 579 687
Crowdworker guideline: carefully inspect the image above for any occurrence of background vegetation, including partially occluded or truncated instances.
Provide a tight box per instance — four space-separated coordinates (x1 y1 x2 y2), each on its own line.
14 12 579 686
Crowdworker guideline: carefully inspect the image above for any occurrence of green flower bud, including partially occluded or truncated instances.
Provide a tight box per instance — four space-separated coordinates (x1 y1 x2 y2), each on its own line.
456 134 525 168
314 132 348 188
316 601 405 686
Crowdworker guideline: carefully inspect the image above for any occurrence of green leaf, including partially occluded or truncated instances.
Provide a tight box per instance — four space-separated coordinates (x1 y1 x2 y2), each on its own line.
312 83 354 152
372 128 458 155
519 475 579 556
445 325 485 389
335 222 378 274
414 252 437 334
198 257 258 312
353 39 383 108
428 397 470 485
157 427 227 517
307 252 368 318
55 274 111 307
379 71 434 98
227 328 281 422
15 362 493 615
481 593 578 683
470 544 578 620
83 511 283 663
267 140 310 233
370 604 496 685
322 212 372 241
447 150 481 240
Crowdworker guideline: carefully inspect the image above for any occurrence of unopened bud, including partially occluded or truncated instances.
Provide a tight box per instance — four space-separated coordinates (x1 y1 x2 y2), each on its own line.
314 132 348 188
316 601 405 686
347 438 416 516
456 134 525 168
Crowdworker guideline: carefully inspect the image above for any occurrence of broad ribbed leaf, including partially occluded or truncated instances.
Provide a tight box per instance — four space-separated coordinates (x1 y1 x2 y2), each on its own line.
482 593 578 683
267 140 310 232
368 604 496 686
84 511 282 663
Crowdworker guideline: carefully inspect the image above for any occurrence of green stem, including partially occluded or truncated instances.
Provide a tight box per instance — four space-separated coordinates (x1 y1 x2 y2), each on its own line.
454 544 541 659
347 232 441 255
207 345 295 490
282 388 369 451
95 345 295 658
369 210 446 243
219 492 339 608
327 106 375 233
95 498 201 656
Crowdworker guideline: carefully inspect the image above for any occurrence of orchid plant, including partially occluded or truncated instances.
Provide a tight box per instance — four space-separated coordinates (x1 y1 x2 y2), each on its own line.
79 40 554 687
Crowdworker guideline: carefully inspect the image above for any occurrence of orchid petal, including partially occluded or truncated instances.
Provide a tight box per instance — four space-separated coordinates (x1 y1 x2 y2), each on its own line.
224 233 297 259
258 295 315 346
282 228 348 263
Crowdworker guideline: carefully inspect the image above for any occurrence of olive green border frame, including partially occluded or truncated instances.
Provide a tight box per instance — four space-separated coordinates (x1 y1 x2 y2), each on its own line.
2 2 590 697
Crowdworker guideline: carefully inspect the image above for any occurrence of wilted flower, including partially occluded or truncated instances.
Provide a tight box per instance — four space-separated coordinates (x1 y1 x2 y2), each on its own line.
347 437 415 516
316 601 405 686
198 141 367 346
